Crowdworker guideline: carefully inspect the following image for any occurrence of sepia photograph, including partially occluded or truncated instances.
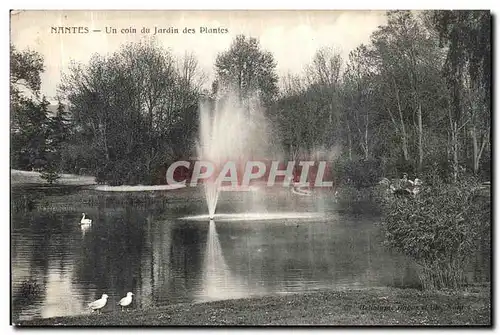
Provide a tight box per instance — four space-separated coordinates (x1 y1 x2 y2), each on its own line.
9 9 491 327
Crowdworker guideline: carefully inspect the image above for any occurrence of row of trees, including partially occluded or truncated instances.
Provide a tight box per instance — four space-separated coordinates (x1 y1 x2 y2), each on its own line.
11 40 205 185
10 10 491 186
273 11 490 185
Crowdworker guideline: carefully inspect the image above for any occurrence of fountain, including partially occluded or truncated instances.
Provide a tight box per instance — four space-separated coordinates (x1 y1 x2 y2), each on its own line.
196 92 275 218
188 89 334 223
187 91 333 302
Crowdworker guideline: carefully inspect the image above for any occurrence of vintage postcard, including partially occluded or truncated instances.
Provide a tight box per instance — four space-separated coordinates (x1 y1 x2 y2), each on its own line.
10 9 491 326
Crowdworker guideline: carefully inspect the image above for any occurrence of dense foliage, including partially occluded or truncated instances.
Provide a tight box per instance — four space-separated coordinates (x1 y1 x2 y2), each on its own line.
10 11 491 187
380 179 490 289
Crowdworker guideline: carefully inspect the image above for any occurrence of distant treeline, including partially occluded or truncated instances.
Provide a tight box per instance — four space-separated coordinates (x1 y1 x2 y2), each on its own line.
10 10 491 186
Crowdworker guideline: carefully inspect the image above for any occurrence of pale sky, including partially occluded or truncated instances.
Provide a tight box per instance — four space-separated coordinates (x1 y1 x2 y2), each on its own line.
10 10 388 100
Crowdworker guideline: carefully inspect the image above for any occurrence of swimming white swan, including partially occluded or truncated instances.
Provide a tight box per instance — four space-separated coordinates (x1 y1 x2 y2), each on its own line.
291 185 312 196
88 293 108 314
118 292 134 311
80 213 92 225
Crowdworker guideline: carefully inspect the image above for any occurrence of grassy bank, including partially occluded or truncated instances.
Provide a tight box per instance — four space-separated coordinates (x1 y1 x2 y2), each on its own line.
10 169 203 213
17 287 490 326
11 169 96 185
11 187 176 213
11 182 204 213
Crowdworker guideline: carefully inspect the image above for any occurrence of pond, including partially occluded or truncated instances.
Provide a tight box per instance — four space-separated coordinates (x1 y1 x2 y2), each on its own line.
10 186 488 321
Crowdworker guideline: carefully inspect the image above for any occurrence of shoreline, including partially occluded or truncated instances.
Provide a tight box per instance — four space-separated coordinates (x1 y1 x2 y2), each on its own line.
11 169 96 186
11 170 337 193
16 287 491 326
93 184 186 192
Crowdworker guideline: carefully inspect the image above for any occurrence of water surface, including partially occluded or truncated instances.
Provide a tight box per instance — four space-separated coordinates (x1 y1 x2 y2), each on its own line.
11 187 488 321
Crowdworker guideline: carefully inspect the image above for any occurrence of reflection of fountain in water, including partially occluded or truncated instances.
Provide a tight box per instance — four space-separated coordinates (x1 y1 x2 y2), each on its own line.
199 220 248 301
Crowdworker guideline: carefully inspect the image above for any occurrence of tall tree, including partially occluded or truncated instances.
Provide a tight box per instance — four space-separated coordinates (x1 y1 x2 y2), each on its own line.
11 97 51 170
306 47 343 152
271 10 490 183
46 100 71 169
342 45 376 160
10 45 44 99
10 45 48 170
215 35 279 107
273 48 343 161
431 10 491 177
367 11 446 173
59 39 204 184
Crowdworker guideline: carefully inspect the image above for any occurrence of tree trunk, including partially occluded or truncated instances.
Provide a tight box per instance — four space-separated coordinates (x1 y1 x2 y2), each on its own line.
149 105 154 178
364 111 369 160
448 104 460 183
355 116 369 160
471 125 478 173
99 116 110 164
471 125 488 174
451 121 459 183
392 77 410 161
347 122 352 160
398 103 410 161
417 103 423 172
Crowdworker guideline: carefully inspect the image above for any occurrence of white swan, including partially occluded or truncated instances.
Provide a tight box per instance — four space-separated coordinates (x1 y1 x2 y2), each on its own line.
117 292 134 311
80 213 92 225
292 186 312 196
88 293 108 314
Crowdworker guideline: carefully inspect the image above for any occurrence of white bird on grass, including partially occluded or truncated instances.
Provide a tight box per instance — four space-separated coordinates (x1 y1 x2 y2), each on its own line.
80 213 92 225
117 292 134 311
88 293 108 314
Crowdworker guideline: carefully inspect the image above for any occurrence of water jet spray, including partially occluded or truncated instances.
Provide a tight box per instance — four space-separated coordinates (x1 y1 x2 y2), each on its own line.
196 92 273 217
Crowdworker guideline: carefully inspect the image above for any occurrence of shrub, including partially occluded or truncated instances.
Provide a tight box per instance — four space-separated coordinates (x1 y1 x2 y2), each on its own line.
333 158 383 189
380 179 490 290
94 160 155 186
95 170 106 185
40 166 60 184
390 159 415 180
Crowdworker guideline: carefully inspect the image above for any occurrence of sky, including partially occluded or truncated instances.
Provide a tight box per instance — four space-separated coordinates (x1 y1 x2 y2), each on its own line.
10 10 388 101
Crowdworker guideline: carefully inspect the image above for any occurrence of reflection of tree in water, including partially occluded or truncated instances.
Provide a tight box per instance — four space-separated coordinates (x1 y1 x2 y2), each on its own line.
133 217 208 308
153 223 205 304
12 210 112 320
11 213 57 321
11 255 48 321
73 207 148 312
140 216 173 307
